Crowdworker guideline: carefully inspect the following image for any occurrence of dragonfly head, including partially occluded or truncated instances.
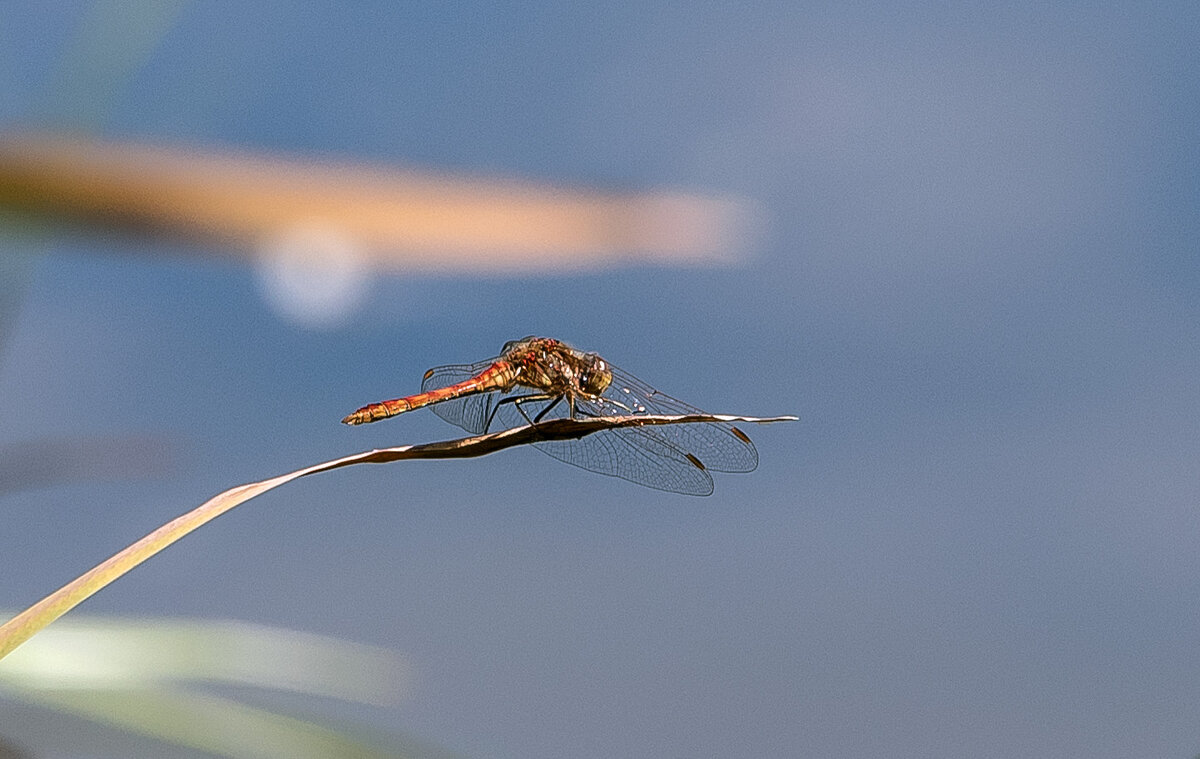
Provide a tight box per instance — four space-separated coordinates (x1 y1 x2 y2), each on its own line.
578 355 613 396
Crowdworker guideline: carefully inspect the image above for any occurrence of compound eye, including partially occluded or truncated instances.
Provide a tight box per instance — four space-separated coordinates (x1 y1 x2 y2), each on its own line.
580 359 610 394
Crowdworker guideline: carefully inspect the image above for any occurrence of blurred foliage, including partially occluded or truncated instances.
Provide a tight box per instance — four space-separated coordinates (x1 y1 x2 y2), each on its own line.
0 614 460 758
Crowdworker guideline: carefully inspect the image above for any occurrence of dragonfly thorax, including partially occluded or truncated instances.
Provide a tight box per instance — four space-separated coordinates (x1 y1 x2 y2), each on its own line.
502 337 612 399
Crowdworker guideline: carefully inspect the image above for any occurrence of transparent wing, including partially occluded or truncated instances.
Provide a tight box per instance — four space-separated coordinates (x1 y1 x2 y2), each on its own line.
591 365 758 473
529 425 716 495
420 358 505 433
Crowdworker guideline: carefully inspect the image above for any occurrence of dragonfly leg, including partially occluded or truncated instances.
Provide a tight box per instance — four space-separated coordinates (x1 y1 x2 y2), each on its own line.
486 393 556 431
533 395 564 423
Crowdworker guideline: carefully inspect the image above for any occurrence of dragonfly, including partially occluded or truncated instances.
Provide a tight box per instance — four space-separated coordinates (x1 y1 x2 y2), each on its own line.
341 336 758 495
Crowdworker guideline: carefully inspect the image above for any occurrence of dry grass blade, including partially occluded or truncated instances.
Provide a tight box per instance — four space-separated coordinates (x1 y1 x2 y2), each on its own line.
0 414 795 660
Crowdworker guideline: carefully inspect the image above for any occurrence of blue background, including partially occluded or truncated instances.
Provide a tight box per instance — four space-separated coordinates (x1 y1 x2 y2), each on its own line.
2 3 1199 757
